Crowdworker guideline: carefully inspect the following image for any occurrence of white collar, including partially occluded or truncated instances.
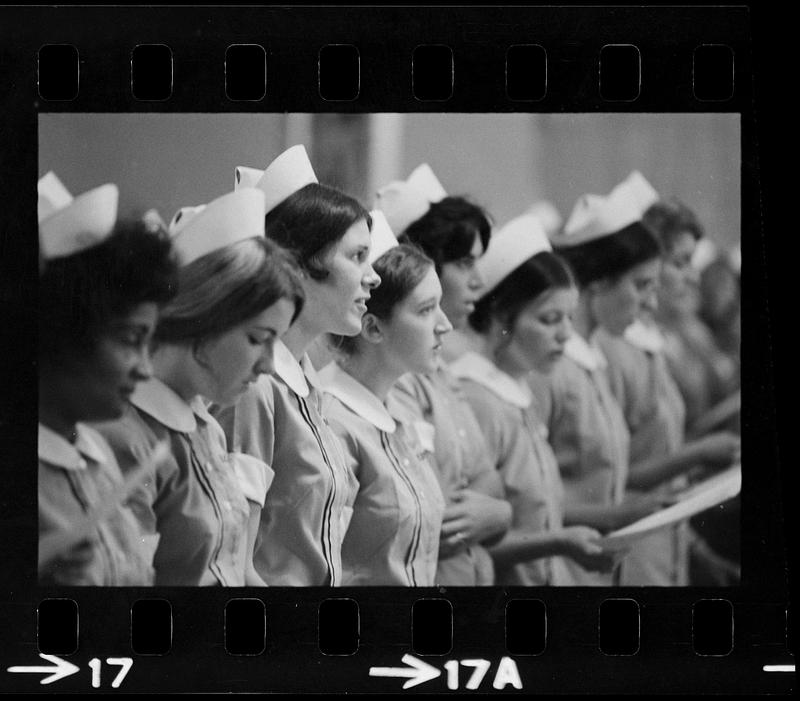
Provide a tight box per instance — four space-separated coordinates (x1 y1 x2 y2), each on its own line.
130 377 202 433
565 333 607 371
624 318 665 353
449 351 532 409
318 362 398 433
38 422 107 471
272 338 313 397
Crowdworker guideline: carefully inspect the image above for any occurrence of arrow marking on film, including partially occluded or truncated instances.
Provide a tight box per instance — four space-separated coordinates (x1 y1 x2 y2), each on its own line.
7 654 81 685
369 654 441 689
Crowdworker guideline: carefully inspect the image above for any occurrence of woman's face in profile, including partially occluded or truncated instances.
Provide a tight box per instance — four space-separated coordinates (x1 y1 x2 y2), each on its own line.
307 218 381 336
64 302 159 422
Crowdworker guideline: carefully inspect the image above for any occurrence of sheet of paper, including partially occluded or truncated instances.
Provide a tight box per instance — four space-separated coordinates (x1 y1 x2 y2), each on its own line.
599 464 741 550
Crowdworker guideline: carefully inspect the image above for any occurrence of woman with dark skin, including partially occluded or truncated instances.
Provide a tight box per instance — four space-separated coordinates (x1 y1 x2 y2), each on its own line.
38 172 177 585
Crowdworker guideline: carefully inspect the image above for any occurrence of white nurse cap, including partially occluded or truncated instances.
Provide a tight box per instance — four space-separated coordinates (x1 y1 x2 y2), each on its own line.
526 200 563 237
553 171 659 248
168 188 266 266
367 209 399 264
234 144 318 214
477 213 551 297
38 171 119 260
375 162 447 235
406 163 448 203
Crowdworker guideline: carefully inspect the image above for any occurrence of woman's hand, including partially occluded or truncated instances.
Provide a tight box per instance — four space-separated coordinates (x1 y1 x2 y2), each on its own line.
687 431 741 468
439 489 512 557
613 492 672 530
559 526 620 572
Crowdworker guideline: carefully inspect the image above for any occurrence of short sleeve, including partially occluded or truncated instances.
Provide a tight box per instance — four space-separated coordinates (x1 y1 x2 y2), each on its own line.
232 452 274 507
213 377 277 468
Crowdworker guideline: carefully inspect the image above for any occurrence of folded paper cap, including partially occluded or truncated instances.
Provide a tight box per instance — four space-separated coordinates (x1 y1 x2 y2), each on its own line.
367 209 399 264
406 163 448 203
38 171 119 260
526 200 563 237
477 213 551 297
375 163 447 235
168 188 266 266
553 170 660 247
234 144 318 214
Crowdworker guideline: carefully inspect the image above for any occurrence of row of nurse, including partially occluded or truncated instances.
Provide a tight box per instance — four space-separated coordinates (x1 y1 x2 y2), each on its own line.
38 143 738 587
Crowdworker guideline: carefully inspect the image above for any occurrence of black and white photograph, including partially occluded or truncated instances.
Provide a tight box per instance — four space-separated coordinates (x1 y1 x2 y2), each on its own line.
1 4 791 695
37 112 742 589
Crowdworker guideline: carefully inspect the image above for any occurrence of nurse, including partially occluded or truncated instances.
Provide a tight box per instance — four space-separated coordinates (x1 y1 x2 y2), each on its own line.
556 172 739 585
319 212 448 585
640 198 741 585
378 164 512 585
450 213 617 586
215 146 380 586
641 198 738 433
99 188 303 586
38 172 177 585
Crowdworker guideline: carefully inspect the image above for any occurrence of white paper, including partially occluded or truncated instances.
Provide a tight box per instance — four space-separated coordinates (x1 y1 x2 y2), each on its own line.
599 464 741 550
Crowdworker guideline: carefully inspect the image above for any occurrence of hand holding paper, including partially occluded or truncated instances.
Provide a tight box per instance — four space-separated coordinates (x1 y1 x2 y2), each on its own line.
38 440 171 570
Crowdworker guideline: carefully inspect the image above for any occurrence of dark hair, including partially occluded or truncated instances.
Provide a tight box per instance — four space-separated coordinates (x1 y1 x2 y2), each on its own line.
332 243 434 356
554 221 662 288
155 237 304 345
265 183 371 281
642 198 704 251
39 218 177 363
401 196 491 270
469 251 575 334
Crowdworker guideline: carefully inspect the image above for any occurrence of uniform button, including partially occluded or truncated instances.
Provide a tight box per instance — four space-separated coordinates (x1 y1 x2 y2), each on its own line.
223 501 231 511
458 429 466 438
403 459 410 466
77 459 87 469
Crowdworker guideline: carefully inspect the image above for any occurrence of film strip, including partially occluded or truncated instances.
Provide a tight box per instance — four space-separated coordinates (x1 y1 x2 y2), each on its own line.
0 4 792 695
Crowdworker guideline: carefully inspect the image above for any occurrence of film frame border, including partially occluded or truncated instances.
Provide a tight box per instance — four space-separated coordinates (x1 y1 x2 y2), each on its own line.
0 4 792 695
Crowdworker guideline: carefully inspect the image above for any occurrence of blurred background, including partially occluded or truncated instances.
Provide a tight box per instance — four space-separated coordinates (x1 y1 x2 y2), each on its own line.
39 112 739 250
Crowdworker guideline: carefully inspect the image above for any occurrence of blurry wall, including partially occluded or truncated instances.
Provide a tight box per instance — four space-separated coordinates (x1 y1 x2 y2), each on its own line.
398 113 740 247
39 113 288 221
40 112 739 247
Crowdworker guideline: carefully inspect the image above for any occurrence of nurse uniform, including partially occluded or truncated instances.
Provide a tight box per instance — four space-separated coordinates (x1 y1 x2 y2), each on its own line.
37 172 156 585
97 188 271 586
393 365 498 585
214 146 359 586
448 213 574 586
377 170 498 585
594 319 691 586
320 363 446 586
450 352 569 586
528 333 630 586
551 171 684 586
